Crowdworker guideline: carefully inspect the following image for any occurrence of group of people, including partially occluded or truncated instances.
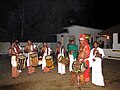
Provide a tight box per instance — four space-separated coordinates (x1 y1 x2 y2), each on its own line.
8 33 105 88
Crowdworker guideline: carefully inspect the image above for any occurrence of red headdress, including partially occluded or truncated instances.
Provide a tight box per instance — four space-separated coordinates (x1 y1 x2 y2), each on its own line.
79 34 90 58
79 34 86 41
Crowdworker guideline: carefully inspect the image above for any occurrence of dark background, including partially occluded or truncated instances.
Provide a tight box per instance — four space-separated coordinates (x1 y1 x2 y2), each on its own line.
0 0 120 42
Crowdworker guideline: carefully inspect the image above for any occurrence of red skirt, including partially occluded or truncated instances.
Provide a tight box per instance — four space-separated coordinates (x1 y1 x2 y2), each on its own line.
83 60 90 82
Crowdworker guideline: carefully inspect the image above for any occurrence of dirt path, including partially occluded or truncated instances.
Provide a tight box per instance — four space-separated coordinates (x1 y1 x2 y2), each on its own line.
0 55 120 90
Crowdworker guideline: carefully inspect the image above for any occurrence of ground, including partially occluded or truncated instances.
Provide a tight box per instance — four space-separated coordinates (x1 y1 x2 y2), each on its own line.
0 55 120 90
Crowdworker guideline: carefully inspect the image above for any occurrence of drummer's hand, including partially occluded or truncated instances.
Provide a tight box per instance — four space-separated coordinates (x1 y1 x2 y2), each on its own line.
69 51 72 54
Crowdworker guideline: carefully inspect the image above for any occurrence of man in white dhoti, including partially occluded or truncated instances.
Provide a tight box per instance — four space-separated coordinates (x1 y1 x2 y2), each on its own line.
90 41 105 86
24 40 37 75
14 40 23 73
56 42 66 75
41 42 53 72
8 42 19 79
67 40 78 72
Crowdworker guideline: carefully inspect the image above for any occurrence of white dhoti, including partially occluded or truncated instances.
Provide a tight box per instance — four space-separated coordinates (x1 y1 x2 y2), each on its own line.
27 52 34 67
42 47 52 70
92 57 105 86
58 54 65 74
42 53 47 70
11 56 17 67
69 54 76 72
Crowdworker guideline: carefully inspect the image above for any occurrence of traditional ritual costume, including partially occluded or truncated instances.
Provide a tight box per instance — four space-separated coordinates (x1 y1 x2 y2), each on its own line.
67 43 78 72
27 44 36 75
57 46 66 75
90 47 105 86
79 34 91 82
41 47 52 72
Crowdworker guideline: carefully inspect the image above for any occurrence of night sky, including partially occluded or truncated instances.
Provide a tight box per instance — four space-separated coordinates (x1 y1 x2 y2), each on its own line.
0 0 120 42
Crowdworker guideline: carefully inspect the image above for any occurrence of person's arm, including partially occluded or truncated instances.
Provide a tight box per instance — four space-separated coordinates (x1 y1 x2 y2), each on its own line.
90 49 96 62
8 48 12 56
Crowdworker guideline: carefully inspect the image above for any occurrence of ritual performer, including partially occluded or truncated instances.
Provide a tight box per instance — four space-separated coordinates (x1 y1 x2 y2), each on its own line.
56 42 67 75
78 34 91 83
41 42 53 73
8 42 19 79
24 40 37 75
67 40 78 72
89 41 105 86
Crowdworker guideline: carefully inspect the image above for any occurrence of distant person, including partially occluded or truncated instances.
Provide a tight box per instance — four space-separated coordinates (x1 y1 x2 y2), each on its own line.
101 41 104 48
99 40 102 48
89 41 105 86
88 40 93 50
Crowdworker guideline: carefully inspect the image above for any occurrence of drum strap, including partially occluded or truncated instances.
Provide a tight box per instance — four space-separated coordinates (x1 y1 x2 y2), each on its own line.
14 47 19 54
60 47 64 56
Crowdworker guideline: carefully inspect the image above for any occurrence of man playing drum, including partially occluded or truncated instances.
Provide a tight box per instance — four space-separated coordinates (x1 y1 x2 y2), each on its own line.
56 42 67 75
78 34 91 83
8 42 19 79
14 40 23 73
41 42 53 73
24 40 38 75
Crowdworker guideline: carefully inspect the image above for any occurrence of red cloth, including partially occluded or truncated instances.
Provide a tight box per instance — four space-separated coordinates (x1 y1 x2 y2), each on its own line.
83 60 90 82
12 67 19 78
28 66 35 75
84 42 90 58
43 67 50 72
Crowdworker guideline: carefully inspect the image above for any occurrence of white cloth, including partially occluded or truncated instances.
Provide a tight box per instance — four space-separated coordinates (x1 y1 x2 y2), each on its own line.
69 54 76 72
58 48 65 74
11 56 17 67
27 52 34 67
90 47 105 86
42 47 52 69
26 44 37 67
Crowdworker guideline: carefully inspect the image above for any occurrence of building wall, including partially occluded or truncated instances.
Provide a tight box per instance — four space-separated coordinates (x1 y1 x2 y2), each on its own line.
56 25 106 51
62 25 104 49
113 33 120 49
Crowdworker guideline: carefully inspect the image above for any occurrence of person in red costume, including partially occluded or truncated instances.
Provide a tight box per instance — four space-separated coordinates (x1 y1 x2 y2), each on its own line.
78 34 90 83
